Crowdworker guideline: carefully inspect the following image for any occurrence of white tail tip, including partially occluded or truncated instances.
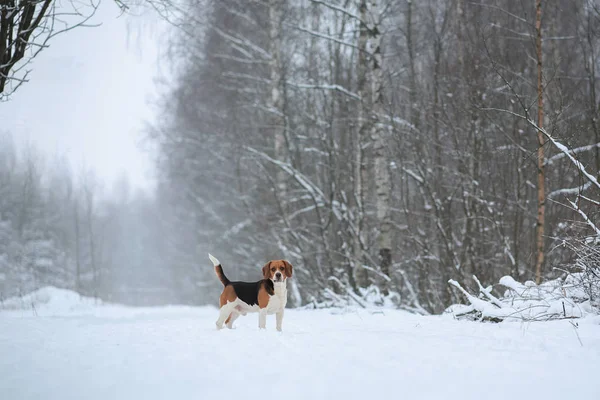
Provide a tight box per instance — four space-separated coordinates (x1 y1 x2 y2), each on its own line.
208 253 220 266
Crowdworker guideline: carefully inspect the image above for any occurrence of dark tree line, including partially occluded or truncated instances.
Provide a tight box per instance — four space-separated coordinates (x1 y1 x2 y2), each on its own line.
149 0 600 312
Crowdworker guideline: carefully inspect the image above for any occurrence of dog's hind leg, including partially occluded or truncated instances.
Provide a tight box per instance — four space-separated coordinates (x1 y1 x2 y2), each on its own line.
225 311 240 329
234 305 248 316
216 302 236 330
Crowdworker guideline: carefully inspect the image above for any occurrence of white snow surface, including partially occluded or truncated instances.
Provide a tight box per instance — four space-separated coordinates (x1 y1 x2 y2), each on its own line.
1 287 599 400
0 286 101 314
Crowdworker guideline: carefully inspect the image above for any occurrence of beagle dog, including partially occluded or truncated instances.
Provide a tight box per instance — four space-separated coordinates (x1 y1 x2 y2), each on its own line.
209 254 293 331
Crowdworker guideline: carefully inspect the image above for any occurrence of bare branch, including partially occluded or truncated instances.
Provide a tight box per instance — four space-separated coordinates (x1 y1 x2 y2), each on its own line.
310 0 362 23
286 81 361 100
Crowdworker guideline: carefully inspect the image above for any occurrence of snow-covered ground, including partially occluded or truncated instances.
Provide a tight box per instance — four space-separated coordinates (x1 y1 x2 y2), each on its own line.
1 288 599 400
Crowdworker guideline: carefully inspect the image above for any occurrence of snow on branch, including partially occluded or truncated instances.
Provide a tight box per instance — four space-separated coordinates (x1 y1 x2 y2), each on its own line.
578 195 600 206
567 199 600 237
447 274 598 322
472 275 503 308
548 181 593 199
380 115 419 133
483 107 600 192
310 0 363 23
289 24 364 52
222 71 271 85
212 27 271 60
448 278 498 318
286 81 361 100
546 142 600 165
396 270 430 315
402 168 424 184
245 147 343 221
541 129 600 191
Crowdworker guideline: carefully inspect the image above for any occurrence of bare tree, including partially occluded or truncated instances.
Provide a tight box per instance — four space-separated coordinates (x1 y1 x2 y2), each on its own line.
358 0 392 292
80 169 99 298
268 0 288 194
0 0 99 99
534 0 545 284
148 0 600 311
73 196 82 292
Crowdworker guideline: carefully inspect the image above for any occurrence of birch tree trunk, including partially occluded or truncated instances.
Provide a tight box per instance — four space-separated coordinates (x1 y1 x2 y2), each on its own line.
406 0 418 127
269 0 287 195
358 0 392 291
369 0 391 289
353 0 369 288
535 0 545 284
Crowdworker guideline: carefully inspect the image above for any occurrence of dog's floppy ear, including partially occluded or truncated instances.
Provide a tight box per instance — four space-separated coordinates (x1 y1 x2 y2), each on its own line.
262 261 271 279
283 260 293 278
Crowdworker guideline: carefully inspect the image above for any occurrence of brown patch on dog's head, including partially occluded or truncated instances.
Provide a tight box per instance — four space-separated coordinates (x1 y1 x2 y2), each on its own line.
262 261 271 279
263 259 292 282
283 260 293 278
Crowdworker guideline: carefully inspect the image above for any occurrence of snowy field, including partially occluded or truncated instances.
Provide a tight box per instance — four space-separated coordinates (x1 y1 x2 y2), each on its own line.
1 288 599 400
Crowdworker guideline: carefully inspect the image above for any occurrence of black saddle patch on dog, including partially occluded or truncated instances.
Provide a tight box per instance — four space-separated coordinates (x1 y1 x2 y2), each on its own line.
230 279 274 306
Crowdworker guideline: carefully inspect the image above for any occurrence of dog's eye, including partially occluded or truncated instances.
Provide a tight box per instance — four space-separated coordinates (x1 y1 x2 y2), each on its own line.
280 267 285 271
271 268 276 272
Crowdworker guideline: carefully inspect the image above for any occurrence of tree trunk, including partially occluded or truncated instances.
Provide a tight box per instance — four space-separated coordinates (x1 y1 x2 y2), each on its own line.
74 198 81 292
359 0 392 293
353 0 369 289
269 0 287 195
583 6 600 175
406 0 419 127
83 182 98 299
535 0 545 284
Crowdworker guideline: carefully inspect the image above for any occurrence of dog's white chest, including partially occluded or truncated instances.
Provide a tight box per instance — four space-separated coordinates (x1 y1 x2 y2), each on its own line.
266 285 287 314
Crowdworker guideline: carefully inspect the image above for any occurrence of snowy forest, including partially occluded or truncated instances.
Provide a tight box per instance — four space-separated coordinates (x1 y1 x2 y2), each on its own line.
0 134 170 304
2 0 600 314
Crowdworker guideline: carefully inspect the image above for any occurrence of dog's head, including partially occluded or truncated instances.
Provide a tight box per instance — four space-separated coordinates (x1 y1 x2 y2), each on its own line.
262 260 293 283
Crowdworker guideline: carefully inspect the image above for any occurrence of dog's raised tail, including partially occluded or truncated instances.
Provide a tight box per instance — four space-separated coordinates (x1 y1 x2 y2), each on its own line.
209 253 230 286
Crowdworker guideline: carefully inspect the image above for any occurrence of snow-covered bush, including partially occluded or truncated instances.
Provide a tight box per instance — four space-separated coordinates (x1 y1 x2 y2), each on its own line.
446 271 599 322
563 235 600 311
303 284 402 310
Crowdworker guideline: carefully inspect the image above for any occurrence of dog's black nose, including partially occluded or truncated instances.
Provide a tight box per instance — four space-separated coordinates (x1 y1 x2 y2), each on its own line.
275 272 282 278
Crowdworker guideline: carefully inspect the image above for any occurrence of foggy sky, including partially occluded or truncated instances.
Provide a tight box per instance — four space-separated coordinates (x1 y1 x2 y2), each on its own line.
0 2 169 194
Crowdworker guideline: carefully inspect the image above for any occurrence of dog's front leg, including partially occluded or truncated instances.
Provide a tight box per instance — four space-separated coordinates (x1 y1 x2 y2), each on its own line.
276 309 284 332
258 308 267 329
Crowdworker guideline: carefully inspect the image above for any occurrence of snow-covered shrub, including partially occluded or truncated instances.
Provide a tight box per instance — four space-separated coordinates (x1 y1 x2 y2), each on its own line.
446 272 599 322
302 284 401 310
563 235 600 311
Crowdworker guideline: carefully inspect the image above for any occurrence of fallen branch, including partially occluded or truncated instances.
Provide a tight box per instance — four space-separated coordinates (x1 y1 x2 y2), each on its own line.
447 273 597 322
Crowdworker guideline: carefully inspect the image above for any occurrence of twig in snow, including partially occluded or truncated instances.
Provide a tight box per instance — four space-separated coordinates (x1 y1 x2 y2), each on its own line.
569 321 583 347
